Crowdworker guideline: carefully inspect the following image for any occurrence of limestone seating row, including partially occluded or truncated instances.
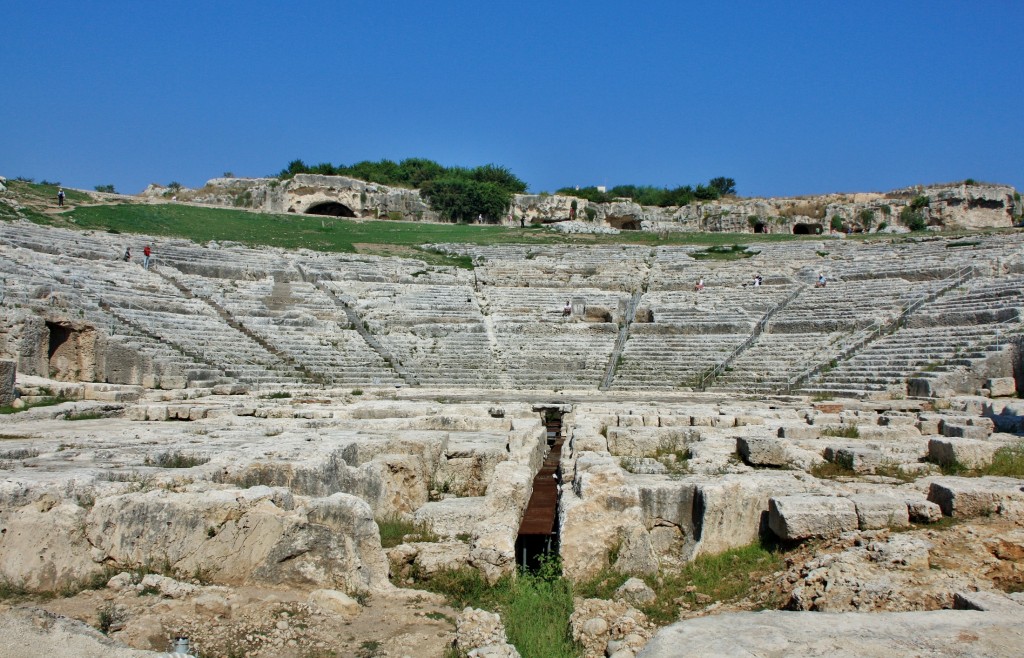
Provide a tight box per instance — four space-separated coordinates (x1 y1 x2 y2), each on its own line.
713 331 848 393
480 286 628 322
167 274 402 386
611 332 748 390
801 324 1019 395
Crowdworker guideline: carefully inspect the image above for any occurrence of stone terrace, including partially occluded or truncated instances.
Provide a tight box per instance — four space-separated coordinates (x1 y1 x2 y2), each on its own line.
2 220 1023 397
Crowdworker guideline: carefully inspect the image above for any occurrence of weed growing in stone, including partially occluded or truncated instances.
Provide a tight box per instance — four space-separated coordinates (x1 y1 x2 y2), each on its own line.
576 541 784 626
377 515 438 548
821 425 860 439
144 451 210 469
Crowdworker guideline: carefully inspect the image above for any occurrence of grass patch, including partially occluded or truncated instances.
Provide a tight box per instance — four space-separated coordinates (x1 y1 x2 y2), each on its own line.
64 410 105 421
575 541 784 626
376 515 438 548
810 461 857 479
690 243 760 260
984 442 1024 477
413 557 579 658
821 424 860 438
0 396 70 414
260 391 292 399
0 448 40 460
144 451 210 469
930 442 1024 478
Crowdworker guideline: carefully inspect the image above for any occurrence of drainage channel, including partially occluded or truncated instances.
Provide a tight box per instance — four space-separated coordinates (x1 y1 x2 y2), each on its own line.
515 408 565 570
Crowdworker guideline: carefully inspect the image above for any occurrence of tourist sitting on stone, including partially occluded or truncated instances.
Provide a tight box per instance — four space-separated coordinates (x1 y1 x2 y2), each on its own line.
754 274 762 287
815 272 827 288
562 300 572 316
694 278 705 291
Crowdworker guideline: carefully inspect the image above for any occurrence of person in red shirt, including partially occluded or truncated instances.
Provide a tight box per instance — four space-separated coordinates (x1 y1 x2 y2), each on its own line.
143 244 152 270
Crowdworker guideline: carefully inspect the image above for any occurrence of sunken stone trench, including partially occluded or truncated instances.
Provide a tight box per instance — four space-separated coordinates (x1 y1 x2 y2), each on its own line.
0 217 1023 657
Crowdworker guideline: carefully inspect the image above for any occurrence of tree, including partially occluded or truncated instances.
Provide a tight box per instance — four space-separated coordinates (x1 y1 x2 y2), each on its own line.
94 184 116 193
421 178 513 223
708 177 737 197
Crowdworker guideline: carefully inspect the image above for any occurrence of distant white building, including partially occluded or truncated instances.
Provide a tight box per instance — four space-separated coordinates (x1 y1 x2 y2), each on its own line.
596 185 606 193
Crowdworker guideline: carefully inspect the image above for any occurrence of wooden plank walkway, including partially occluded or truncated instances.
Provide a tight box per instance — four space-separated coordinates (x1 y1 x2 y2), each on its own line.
518 420 563 536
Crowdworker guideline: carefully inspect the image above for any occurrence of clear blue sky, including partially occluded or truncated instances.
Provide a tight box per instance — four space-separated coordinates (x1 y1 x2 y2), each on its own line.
2 1 1022 198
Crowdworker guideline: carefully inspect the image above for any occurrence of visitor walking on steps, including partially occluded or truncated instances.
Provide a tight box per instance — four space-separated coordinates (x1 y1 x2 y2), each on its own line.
57 189 65 207
123 247 131 263
143 244 152 270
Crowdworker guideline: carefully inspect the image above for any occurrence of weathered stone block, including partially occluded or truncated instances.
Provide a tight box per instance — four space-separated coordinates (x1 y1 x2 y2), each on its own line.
824 446 885 474
906 499 943 523
927 438 999 469
737 436 789 467
987 377 1017 398
941 418 993 440
777 425 821 440
768 495 858 540
927 477 1024 518
849 494 910 530
0 360 15 407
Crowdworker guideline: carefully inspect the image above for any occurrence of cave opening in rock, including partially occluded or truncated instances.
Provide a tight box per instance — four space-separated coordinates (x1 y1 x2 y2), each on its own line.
753 221 767 233
45 321 83 380
606 217 640 231
792 223 823 235
305 202 356 218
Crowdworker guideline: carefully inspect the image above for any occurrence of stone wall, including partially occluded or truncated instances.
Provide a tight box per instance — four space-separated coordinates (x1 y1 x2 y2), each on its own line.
186 176 1020 234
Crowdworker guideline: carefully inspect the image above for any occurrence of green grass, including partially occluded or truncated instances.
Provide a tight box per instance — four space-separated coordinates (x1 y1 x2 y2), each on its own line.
821 424 860 438
376 515 438 548
143 451 210 469
984 442 1024 477
690 243 760 260
810 461 857 479
575 542 783 626
6 180 91 204
413 558 580 658
0 396 70 414
932 441 1024 478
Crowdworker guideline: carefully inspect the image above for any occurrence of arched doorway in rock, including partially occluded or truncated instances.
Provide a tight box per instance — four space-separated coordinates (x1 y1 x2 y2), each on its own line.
792 223 823 235
606 217 640 230
753 221 767 233
305 201 356 218
46 320 94 381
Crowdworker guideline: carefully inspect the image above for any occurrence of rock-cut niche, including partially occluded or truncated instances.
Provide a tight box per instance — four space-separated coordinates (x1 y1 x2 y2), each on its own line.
305 201 357 218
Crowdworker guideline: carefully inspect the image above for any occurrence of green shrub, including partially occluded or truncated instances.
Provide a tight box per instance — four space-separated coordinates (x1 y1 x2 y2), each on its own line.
94 184 116 193
899 207 927 231
830 215 844 231
144 451 210 469
377 515 437 548
858 209 874 230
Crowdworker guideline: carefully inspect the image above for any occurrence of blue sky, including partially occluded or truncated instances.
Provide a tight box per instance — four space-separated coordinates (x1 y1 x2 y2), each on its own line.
2 1 1021 198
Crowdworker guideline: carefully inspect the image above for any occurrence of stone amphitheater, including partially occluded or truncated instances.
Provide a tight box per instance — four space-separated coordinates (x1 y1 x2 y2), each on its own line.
1 193 1023 656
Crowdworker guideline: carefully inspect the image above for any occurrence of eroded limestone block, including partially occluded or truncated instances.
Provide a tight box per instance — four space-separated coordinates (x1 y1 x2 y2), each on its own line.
941 418 993 440
414 497 487 537
736 436 790 467
927 437 999 469
768 495 858 540
849 494 910 530
778 425 821 440
309 588 362 617
987 378 1017 398
0 499 100 590
906 499 943 523
0 360 15 406
927 477 1024 519
607 427 696 457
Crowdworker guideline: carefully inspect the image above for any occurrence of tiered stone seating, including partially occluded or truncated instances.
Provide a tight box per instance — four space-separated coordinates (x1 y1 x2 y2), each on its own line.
712 332 847 394
496 322 617 389
342 281 499 387
797 271 1024 397
433 244 650 291
611 329 748 390
168 274 403 386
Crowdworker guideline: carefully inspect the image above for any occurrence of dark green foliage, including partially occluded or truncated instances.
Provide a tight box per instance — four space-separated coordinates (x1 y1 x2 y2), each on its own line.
858 209 875 230
900 206 927 231
830 215 844 231
556 177 735 207
94 184 116 193
420 177 513 223
909 195 929 210
277 158 525 224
